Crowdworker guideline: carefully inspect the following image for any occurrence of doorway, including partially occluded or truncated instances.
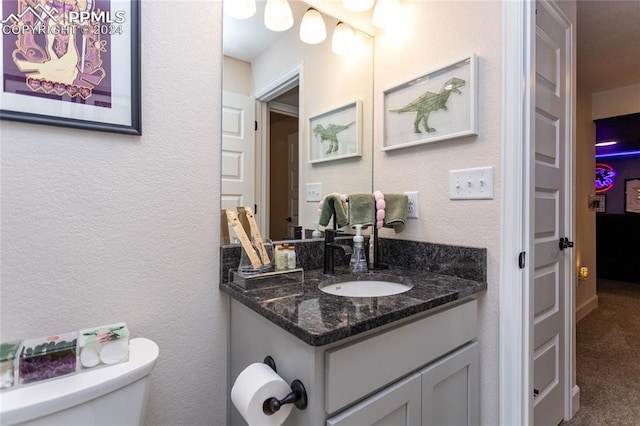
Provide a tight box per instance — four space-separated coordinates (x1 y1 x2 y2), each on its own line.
253 64 302 239
268 101 299 241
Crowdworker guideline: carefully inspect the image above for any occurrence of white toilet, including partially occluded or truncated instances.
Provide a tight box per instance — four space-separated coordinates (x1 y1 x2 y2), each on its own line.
0 337 159 426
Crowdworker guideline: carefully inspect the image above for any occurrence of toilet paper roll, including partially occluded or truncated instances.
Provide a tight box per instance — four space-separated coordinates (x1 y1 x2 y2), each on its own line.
231 363 293 426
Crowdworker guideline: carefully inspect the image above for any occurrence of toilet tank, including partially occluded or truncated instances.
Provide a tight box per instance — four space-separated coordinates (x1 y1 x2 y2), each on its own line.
0 337 159 426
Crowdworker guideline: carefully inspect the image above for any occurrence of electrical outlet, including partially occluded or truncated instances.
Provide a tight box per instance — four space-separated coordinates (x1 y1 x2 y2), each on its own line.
306 183 322 202
405 191 419 219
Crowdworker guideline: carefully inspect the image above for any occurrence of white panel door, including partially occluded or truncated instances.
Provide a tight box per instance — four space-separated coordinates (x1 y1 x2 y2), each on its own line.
222 91 255 212
532 2 572 425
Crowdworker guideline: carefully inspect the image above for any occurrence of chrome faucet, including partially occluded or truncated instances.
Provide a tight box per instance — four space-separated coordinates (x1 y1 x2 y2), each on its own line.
324 229 353 275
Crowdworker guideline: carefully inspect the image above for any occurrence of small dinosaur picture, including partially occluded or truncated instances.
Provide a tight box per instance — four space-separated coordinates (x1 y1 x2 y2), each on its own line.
390 77 466 134
313 121 355 154
309 100 362 162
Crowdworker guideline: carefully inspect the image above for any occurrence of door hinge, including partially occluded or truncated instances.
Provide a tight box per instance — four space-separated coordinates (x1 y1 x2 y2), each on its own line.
518 252 526 269
255 121 258 131
533 388 539 397
254 204 258 215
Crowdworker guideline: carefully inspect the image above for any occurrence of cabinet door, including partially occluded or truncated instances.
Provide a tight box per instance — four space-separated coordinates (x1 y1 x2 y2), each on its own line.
326 373 421 426
420 342 479 426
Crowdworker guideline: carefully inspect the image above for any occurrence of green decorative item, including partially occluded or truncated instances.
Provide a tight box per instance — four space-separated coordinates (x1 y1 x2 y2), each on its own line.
382 55 478 151
313 121 355 154
309 100 362 163
390 77 466 134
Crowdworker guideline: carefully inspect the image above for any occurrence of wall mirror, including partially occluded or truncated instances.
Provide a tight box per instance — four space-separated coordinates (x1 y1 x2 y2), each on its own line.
222 0 374 242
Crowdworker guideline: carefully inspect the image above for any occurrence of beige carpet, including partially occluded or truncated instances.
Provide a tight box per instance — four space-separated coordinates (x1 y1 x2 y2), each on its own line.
564 279 640 425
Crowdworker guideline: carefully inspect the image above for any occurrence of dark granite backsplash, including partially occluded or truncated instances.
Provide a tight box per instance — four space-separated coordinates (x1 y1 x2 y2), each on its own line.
379 239 487 282
221 237 486 283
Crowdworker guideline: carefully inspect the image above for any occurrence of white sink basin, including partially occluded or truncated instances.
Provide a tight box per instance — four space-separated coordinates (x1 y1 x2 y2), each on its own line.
319 280 412 297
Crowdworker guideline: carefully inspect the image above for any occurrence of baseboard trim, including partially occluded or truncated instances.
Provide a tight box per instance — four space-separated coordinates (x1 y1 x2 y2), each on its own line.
576 294 598 322
572 385 580 417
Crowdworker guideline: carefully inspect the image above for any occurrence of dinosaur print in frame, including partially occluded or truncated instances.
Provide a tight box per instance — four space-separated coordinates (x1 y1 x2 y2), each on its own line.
382 55 478 151
309 100 362 164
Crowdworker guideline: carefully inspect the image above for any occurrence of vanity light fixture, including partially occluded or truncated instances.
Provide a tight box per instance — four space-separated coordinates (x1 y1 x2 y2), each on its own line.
372 0 401 29
300 8 327 44
264 0 294 32
332 21 355 55
225 0 256 19
343 0 374 12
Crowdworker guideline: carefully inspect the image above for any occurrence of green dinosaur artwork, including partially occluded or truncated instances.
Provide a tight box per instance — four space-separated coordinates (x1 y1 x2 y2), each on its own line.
390 77 466 134
313 121 355 154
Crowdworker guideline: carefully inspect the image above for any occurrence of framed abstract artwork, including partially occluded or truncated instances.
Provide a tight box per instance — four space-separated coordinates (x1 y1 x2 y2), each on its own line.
308 100 362 164
382 54 478 151
0 0 141 134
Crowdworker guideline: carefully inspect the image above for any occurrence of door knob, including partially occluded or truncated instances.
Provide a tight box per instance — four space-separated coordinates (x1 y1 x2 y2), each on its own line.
559 237 574 250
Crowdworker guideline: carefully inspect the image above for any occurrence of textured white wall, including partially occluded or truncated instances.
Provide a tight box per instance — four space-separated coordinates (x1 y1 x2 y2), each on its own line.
0 2 226 425
374 2 502 424
592 83 640 120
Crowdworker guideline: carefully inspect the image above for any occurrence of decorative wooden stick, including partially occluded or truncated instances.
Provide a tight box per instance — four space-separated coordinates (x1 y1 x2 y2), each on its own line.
226 210 261 269
240 206 271 266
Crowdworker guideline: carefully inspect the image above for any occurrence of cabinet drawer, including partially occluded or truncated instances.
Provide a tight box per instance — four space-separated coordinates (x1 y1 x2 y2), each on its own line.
325 299 477 414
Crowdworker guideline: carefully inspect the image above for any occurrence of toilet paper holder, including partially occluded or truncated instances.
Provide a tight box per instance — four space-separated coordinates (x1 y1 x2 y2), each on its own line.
262 356 308 415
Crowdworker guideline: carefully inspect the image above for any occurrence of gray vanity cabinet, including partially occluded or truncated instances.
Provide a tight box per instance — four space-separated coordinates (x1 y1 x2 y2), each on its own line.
228 298 479 426
326 373 422 426
324 342 479 426
420 342 479 426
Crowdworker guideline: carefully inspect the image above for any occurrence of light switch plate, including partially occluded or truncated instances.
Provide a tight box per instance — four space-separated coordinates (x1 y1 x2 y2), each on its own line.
306 182 322 202
450 167 494 200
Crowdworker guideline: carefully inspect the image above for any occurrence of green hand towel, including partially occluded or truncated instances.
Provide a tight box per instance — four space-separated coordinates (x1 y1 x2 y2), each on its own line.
319 194 349 227
348 193 375 228
383 194 408 234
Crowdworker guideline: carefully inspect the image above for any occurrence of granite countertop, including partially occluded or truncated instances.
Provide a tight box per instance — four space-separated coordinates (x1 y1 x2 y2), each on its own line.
220 267 487 346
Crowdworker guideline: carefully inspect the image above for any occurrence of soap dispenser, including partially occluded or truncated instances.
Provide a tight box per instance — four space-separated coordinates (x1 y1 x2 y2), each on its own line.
312 221 322 239
350 224 368 273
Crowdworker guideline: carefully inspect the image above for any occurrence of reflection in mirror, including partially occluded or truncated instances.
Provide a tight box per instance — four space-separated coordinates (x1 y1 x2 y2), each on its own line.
222 0 374 242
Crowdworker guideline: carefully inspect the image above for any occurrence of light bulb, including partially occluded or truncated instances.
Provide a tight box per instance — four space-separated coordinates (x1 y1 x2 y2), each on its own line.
225 0 256 19
578 266 589 279
300 8 326 44
332 22 354 55
372 0 401 29
264 0 294 32
343 0 374 12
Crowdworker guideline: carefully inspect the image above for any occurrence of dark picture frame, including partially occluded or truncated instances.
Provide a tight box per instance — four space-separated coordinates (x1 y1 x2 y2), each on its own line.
0 0 141 135
624 178 640 214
